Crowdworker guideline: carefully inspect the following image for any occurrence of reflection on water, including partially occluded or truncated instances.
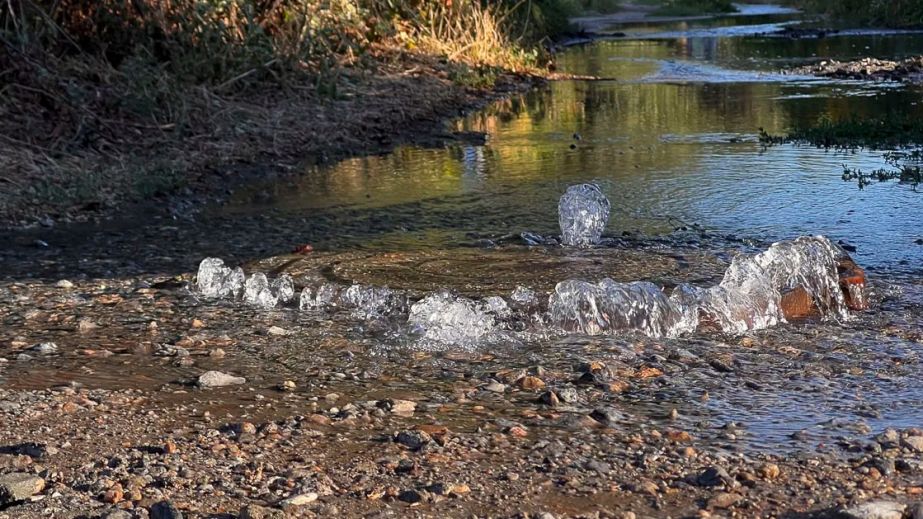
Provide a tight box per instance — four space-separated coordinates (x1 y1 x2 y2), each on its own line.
225 26 923 271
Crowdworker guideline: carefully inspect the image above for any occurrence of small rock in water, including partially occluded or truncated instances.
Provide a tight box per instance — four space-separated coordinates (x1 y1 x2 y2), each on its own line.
838 500 906 519
197 371 246 388
0 473 45 504
558 183 611 247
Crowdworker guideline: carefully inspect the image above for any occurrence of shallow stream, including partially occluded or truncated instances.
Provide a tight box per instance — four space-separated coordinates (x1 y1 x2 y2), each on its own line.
3 5 923 455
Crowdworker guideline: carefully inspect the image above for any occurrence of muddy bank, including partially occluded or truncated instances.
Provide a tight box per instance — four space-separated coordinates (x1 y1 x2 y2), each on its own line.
0 50 540 229
788 56 923 83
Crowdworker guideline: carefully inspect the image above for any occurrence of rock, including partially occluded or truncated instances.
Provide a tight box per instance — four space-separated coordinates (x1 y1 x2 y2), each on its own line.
0 473 45 504
279 380 296 391
150 500 184 519
55 279 74 288
395 430 431 450
381 399 416 416
590 407 626 425
908 502 923 519
197 370 246 388
903 435 923 453
239 505 284 519
708 492 743 510
696 466 733 487
102 511 133 519
280 492 318 506
29 342 58 355
838 500 906 519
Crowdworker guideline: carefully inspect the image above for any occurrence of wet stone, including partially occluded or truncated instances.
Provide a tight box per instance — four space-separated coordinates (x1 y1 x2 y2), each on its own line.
395 430 431 450
197 370 246 388
838 500 906 519
239 505 284 519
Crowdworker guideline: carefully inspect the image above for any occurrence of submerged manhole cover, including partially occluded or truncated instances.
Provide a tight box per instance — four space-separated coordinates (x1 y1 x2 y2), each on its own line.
252 247 728 297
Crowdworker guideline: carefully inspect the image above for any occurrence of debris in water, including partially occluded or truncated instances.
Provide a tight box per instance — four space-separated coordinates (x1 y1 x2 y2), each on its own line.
558 183 611 247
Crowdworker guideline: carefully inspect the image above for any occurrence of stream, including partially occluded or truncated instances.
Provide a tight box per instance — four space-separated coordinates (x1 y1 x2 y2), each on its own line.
2 4 923 458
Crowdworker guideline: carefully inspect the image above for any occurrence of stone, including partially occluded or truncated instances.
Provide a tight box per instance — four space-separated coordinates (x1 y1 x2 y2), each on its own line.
696 466 733 487
708 492 743 510
395 430 431 450
382 399 416 416
280 492 318 506
239 505 285 519
0 473 45 504
838 500 906 519
903 435 923 453
197 370 246 388
150 500 184 519
518 376 546 390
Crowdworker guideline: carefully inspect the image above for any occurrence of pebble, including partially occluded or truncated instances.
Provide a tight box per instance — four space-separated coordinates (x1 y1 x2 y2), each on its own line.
903 435 923 453
239 505 284 519
839 500 906 519
280 492 318 506
0 473 45 504
30 342 58 355
196 370 246 388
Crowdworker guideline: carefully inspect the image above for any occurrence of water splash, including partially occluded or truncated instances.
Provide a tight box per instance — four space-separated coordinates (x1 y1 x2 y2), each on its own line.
196 258 245 298
559 183 611 247
407 291 498 348
548 236 858 337
549 279 696 337
243 273 278 309
340 284 406 319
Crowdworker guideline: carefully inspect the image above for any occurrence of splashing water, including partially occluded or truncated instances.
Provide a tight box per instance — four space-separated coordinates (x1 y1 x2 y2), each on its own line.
244 273 278 309
558 183 611 247
548 236 857 337
407 291 498 348
340 284 406 319
549 279 696 337
196 258 245 298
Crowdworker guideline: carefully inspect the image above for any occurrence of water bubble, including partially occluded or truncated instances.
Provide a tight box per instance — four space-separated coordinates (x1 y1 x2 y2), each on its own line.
559 183 611 247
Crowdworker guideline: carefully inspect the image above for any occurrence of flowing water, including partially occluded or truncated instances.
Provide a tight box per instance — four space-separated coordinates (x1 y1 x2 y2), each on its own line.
4 5 923 454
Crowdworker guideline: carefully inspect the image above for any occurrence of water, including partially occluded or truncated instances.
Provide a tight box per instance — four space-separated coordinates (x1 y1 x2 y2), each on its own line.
223 23 923 272
5 5 923 454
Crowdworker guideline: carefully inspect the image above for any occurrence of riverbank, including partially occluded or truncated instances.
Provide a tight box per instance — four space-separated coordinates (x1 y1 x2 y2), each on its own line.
1 0 561 229
0 47 542 229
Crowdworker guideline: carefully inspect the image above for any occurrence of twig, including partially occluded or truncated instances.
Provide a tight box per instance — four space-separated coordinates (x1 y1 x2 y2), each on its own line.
214 58 279 91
